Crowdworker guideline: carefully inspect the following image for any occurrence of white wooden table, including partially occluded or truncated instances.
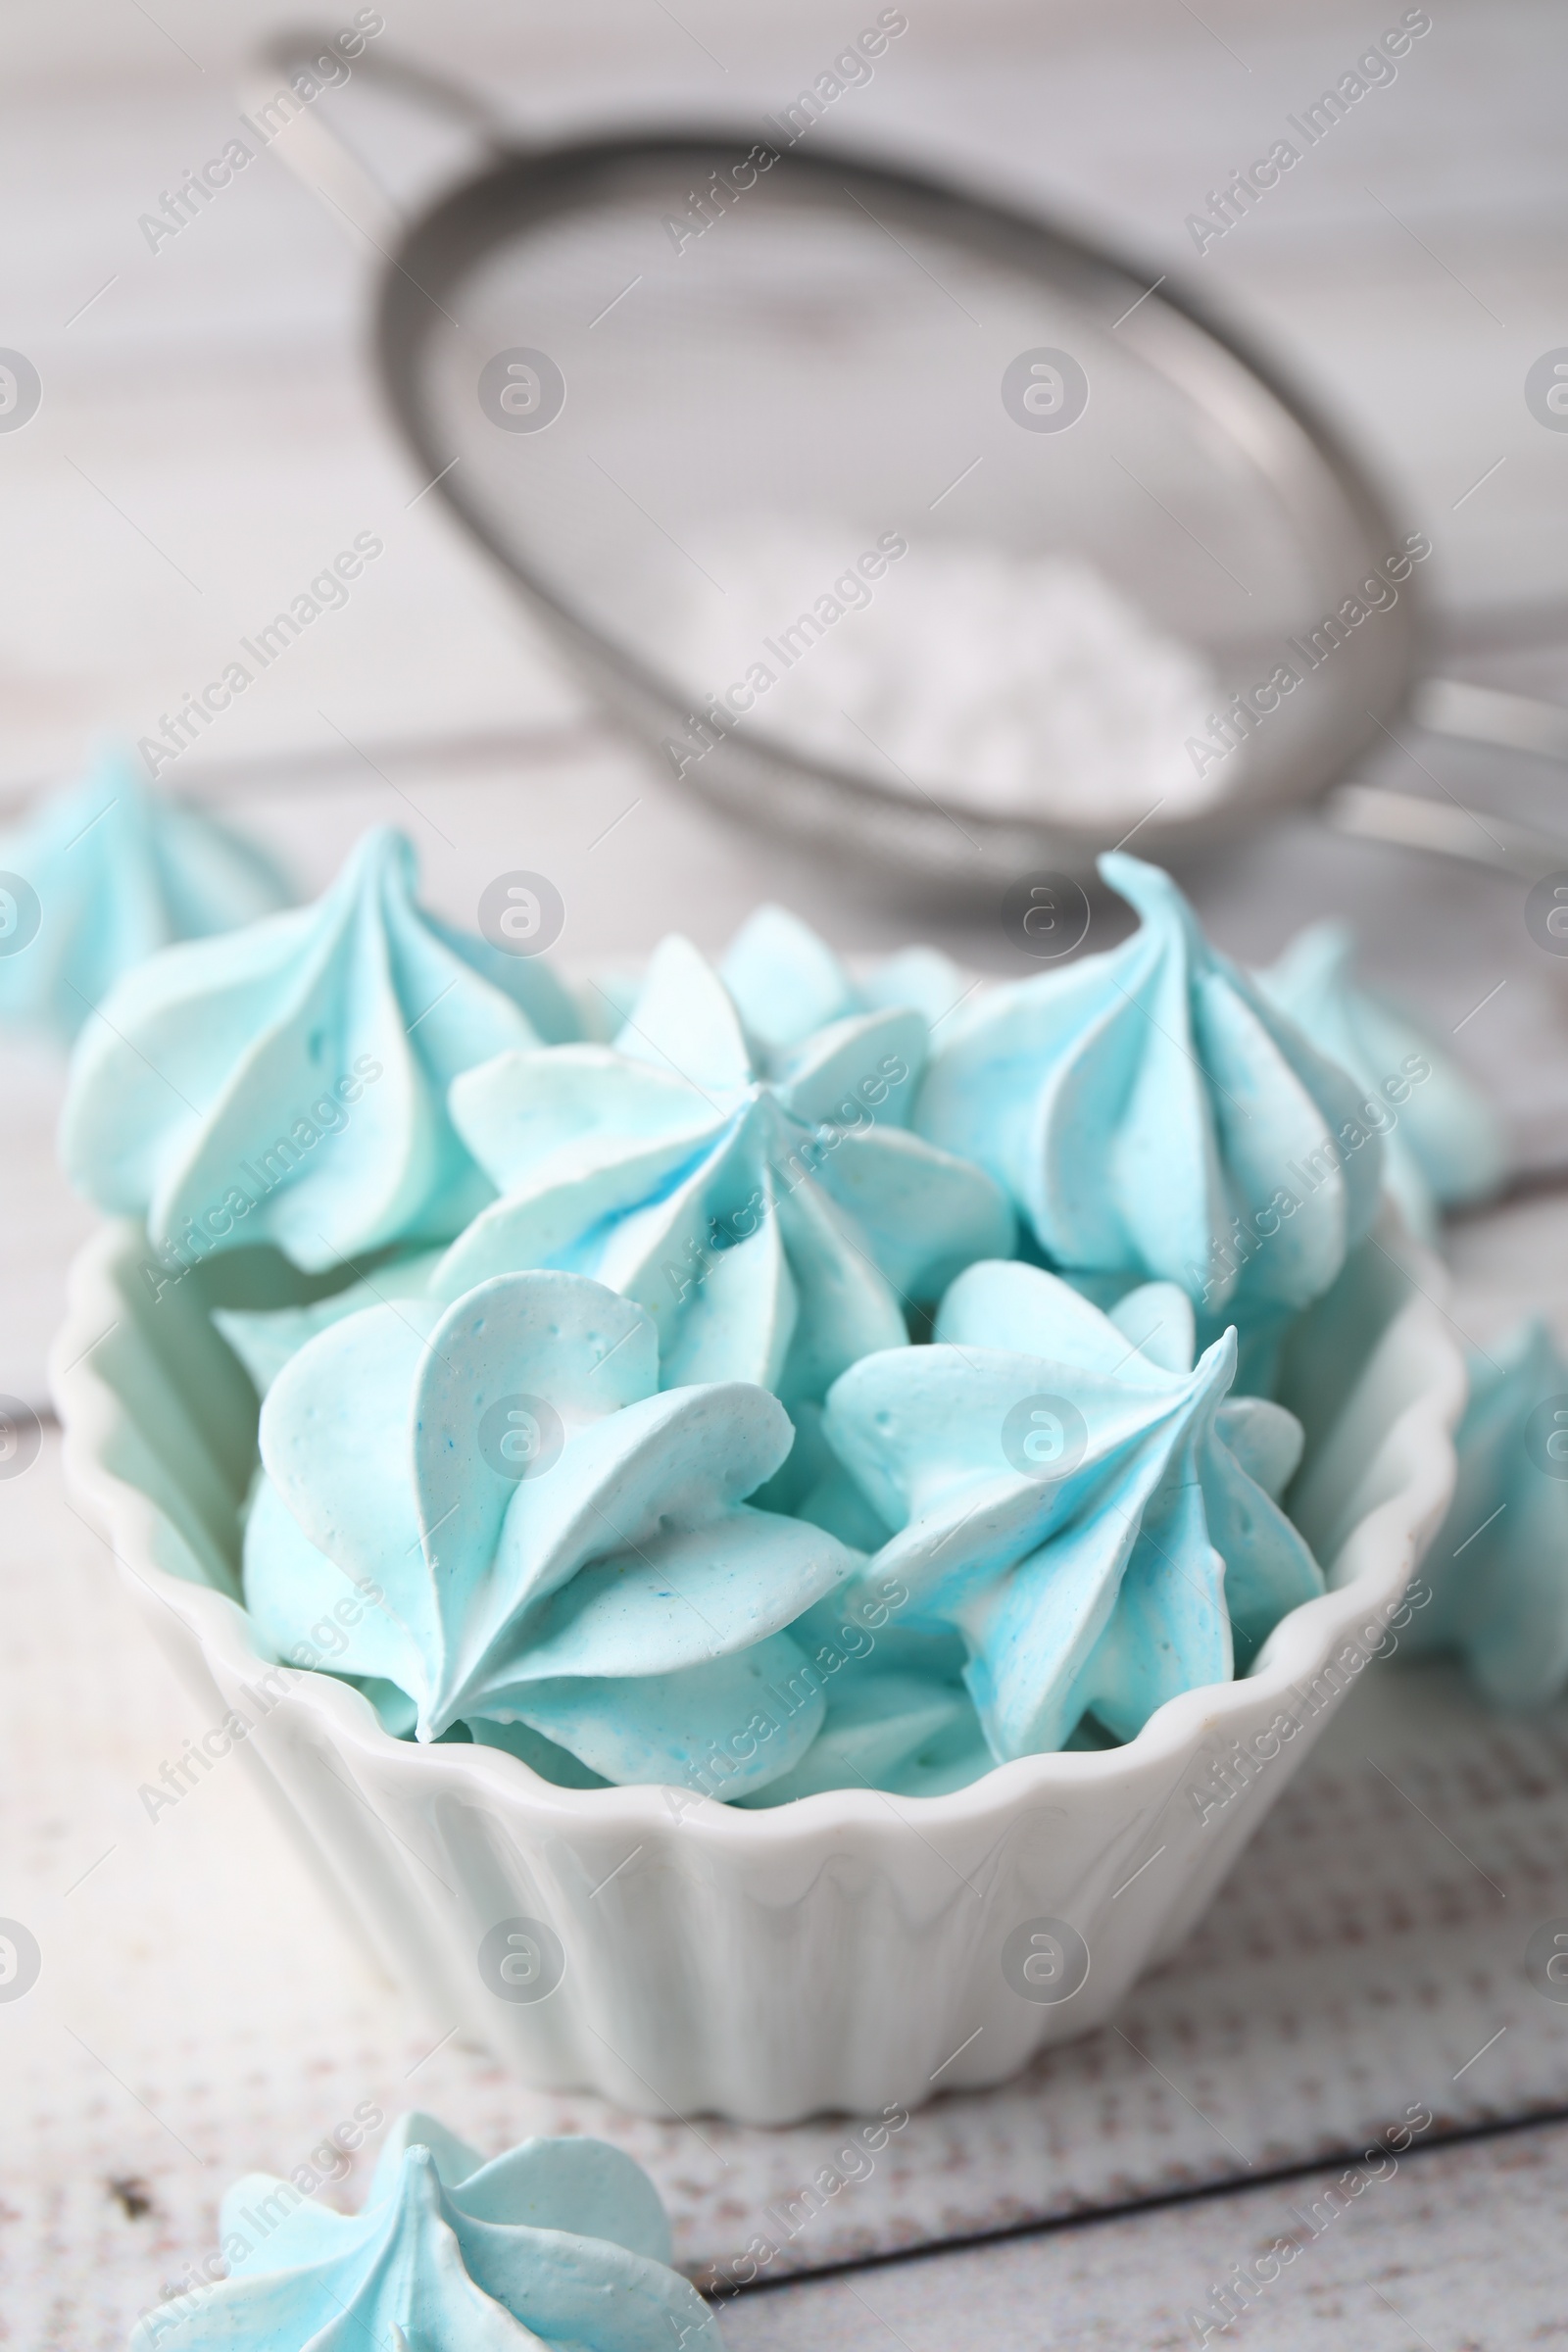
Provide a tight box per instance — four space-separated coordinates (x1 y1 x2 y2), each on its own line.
3 4 1568 2344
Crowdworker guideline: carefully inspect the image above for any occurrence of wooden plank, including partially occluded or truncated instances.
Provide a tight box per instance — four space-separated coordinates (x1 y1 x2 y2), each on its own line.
719 2110 1568 2350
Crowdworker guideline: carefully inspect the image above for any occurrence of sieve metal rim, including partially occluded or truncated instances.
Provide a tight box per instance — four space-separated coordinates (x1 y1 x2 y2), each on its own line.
255 28 1568 884
375 130 1422 872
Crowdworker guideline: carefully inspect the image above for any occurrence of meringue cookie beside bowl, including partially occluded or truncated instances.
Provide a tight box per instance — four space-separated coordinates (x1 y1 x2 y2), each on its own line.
1257 918 1508 1238
129 2109 718 2352
1403 1320 1568 1708
435 933 1013 1403
243 1268 858 1788
913 854 1384 1334
60 826 578 1273
0 744 290 1044
820 1259 1323 1759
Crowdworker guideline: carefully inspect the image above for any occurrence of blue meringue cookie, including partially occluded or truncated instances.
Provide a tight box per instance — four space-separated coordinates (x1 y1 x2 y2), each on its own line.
738 1610 992 1803
214 1250 445 1396
210 919 1000 1407
1403 1321 1568 1708
1257 919 1507 1238
718 903 861 1058
244 1268 858 1788
0 743 289 1044
914 854 1384 1326
61 827 578 1273
130 2109 718 2352
433 933 1013 1402
719 901 974 1055
820 1260 1322 1757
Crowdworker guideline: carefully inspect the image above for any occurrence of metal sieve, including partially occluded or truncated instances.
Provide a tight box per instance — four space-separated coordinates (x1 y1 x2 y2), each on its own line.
256 29 1568 884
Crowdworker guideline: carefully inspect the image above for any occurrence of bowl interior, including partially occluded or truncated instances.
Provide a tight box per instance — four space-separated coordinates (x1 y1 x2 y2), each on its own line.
80 1218 1426 1642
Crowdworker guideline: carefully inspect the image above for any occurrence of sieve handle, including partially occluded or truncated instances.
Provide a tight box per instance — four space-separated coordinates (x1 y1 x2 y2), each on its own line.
1411 675 1568 765
242 28 512 246
1326 781 1568 882
1325 674 1568 879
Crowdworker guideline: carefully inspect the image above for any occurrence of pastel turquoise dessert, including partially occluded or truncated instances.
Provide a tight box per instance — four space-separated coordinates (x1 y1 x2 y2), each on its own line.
207 916 1005 1407
913 855 1384 1336
737 1610 994 1803
214 1249 445 1396
1403 1321 1568 1708
431 932 1013 1401
0 744 289 1045
60 827 579 1274
243 1268 858 1790
719 901 973 1054
130 2109 718 2351
121 860 1442 1797
816 1259 1323 1758
1257 919 1508 1238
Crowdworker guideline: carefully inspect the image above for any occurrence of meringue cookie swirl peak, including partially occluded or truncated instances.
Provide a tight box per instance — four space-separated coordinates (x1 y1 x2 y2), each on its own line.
1403 1320 1568 1710
718 901 974 1058
820 1259 1323 1759
913 852 1384 1320
1257 916 1507 1239
243 1268 859 1787
0 742 290 1044
60 826 579 1272
129 2108 720 2352
436 933 1014 1401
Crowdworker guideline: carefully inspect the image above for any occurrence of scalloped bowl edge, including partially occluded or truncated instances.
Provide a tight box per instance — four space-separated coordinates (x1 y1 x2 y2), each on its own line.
52 1209 1464 2124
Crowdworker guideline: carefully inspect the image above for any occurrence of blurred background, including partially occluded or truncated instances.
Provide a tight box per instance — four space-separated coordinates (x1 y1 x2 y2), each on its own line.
7 0 1565 921
5 0 1564 1377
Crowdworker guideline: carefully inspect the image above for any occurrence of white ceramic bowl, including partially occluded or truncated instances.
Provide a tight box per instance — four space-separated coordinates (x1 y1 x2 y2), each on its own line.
53 1210 1463 2126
